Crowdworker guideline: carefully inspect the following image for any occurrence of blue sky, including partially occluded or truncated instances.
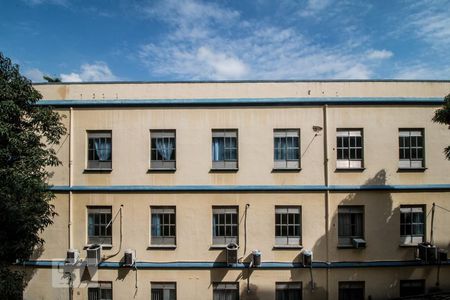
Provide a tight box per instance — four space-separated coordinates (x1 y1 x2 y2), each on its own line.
1 0 449 82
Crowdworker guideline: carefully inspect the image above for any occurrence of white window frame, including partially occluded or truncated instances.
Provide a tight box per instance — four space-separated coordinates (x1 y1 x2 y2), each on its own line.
213 283 239 300
275 206 301 246
150 206 176 246
212 129 238 170
87 131 112 170
399 129 425 169
150 130 176 170
336 129 363 169
274 129 300 169
151 282 176 300
88 282 113 300
338 206 364 247
87 206 112 245
400 205 425 245
212 207 238 245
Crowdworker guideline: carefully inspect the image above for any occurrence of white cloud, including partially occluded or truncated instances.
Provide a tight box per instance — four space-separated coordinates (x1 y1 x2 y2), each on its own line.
22 0 69 6
394 63 450 80
399 0 450 51
299 0 332 16
60 62 118 82
366 49 393 60
137 0 376 80
60 72 82 82
25 68 45 82
196 47 248 79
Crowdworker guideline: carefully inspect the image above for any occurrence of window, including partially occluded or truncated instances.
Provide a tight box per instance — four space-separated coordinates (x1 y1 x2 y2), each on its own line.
400 205 425 245
213 283 239 300
151 207 176 246
151 282 176 300
339 282 364 300
88 207 112 245
338 206 364 247
88 282 112 300
275 207 301 246
274 129 300 169
336 129 363 169
399 129 424 169
87 131 112 169
212 129 238 169
151 130 176 169
400 280 425 297
276 282 302 300
212 207 238 245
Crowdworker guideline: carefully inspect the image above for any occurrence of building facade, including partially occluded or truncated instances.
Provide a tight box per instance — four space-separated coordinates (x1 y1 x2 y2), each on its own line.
23 80 450 299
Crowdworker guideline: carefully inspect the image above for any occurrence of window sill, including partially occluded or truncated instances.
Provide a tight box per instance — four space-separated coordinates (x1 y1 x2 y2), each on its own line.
209 245 230 250
397 168 427 173
399 244 421 248
147 245 177 250
209 168 239 173
337 245 366 249
84 244 113 250
335 168 365 172
84 168 112 173
147 168 177 173
273 245 303 250
271 168 301 173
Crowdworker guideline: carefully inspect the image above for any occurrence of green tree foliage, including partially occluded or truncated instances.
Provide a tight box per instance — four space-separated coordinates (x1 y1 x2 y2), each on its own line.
432 93 450 160
43 75 61 83
0 52 66 298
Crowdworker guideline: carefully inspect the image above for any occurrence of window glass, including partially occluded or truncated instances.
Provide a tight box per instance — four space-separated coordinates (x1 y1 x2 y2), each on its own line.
88 207 112 245
151 207 176 246
151 130 176 169
212 207 238 245
87 131 112 169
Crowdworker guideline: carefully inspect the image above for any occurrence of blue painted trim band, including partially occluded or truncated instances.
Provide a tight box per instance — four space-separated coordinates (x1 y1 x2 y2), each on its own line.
21 260 450 269
49 184 450 192
36 97 444 108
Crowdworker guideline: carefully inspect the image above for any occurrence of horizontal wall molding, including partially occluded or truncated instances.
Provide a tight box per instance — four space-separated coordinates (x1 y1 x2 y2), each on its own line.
21 259 450 269
37 97 444 108
50 184 450 192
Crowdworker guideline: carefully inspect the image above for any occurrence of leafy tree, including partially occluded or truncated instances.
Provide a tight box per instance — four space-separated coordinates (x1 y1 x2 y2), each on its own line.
43 75 61 83
433 93 450 159
0 52 66 298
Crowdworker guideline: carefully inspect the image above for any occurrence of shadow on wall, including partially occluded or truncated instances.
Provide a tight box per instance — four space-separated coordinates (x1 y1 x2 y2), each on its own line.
310 169 443 298
22 244 45 290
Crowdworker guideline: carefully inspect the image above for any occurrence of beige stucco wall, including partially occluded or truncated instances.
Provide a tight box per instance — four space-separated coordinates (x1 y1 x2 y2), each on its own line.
327 106 450 185
70 192 325 262
34 81 450 100
23 267 450 300
71 107 324 186
24 81 450 299
327 191 450 262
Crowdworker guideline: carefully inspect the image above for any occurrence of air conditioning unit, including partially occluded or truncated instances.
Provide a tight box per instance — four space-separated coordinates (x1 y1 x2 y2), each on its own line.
86 244 102 266
438 249 448 263
352 238 366 249
251 250 261 267
226 242 239 266
302 250 313 267
123 249 136 267
65 249 80 265
418 242 437 264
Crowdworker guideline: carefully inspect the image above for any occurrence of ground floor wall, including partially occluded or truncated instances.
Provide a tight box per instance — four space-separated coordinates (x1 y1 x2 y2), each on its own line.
23 266 450 300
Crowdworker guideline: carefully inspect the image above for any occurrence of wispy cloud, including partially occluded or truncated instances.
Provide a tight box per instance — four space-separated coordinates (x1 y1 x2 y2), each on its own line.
366 49 393 60
394 63 450 80
137 0 378 80
60 62 118 82
25 68 45 82
22 0 69 6
397 0 450 52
